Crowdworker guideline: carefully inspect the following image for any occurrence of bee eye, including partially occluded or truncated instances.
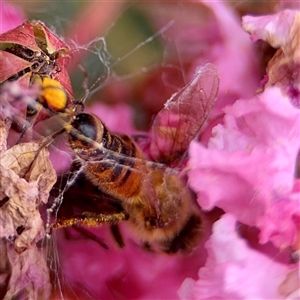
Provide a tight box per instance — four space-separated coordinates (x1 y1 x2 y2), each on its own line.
72 113 97 141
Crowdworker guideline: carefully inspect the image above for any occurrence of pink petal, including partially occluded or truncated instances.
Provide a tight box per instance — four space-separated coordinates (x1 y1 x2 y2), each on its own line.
0 50 31 82
189 143 266 225
53 225 207 299
242 10 297 48
85 102 135 134
243 10 300 107
52 56 74 98
192 1 260 114
0 1 25 34
188 88 300 247
178 214 296 300
258 189 300 248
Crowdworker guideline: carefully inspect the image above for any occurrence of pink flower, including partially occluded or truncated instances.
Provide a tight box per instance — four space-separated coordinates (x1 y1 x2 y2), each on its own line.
188 87 300 249
54 224 208 299
0 1 25 34
191 1 260 113
128 1 260 121
178 214 299 300
243 10 300 107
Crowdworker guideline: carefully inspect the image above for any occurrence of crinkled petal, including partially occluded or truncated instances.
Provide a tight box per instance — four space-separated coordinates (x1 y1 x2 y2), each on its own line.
210 87 300 155
2 241 52 300
243 10 300 107
258 187 300 249
195 1 260 112
178 214 297 300
188 143 267 225
0 121 55 299
188 88 300 247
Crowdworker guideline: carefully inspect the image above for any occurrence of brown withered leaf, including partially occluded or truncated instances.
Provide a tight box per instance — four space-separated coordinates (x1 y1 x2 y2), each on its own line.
1 141 57 204
0 120 56 299
0 119 11 155
0 138 56 250
1 239 52 300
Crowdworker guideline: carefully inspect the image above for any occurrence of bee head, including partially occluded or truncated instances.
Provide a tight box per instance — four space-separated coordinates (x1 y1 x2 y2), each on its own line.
71 113 98 140
68 113 105 158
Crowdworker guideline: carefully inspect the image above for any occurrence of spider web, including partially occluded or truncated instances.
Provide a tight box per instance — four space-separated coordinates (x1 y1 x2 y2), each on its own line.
1 1 292 300
0 2 227 300
35 3 207 299
16 3 193 299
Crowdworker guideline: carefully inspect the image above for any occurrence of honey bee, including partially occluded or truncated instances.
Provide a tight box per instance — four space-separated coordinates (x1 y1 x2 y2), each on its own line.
52 63 219 253
62 113 201 252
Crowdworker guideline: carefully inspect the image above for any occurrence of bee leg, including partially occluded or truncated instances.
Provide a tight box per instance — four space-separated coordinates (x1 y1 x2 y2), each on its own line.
15 120 32 144
53 213 128 249
16 103 43 144
71 225 109 249
110 224 125 248
53 211 128 229
38 127 66 150
81 211 129 225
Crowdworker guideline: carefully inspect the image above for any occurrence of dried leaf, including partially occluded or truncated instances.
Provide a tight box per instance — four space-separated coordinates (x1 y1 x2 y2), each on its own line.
1 239 51 300
0 123 56 250
0 119 11 154
1 142 57 202
0 95 56 299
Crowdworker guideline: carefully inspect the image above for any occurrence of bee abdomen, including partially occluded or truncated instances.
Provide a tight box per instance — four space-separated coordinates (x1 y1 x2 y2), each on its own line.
160 213 203 253
86 160 142 200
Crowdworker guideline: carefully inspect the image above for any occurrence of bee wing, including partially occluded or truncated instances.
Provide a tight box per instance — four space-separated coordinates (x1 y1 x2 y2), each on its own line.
150 63 219 165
